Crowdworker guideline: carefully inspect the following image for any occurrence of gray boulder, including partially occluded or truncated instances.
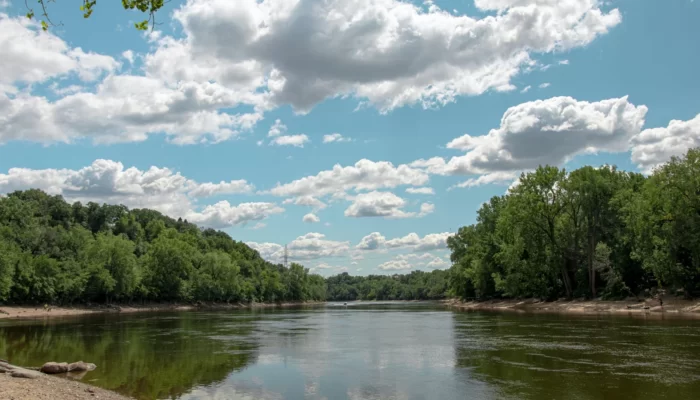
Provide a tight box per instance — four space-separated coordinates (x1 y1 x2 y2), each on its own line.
67 361 96 372
40 361 69 374
10 368 42 379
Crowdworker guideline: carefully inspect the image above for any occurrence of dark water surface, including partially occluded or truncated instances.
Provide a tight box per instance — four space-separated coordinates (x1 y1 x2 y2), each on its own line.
1 302 700 400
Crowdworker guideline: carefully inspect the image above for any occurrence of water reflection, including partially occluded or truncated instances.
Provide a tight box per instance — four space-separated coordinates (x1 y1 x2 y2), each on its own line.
2 304 700 400
0 311 262 399
452 312 700 400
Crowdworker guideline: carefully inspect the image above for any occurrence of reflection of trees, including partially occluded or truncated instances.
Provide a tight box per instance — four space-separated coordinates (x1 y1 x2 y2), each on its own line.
451 312 700 400
0 311 262 400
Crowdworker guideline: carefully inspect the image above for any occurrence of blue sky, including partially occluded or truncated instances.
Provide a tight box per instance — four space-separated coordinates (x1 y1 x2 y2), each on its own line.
1 0 699 276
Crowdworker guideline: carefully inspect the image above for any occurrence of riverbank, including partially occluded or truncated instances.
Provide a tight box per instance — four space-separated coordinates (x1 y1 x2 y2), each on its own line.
0 301 322 320
0 370 132 400
444 297 700 316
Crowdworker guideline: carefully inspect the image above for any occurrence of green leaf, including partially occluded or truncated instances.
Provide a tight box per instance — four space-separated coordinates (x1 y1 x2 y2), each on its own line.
41 20 49 31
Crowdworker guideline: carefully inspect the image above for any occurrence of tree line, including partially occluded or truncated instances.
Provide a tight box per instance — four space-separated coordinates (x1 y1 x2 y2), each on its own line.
326 270 449 301
0 190 326 304
447 148 700 300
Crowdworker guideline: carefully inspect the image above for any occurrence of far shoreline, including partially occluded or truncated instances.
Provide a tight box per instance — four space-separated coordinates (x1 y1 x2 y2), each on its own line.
444 297 700 318
4 298 700 320
0 301 324 320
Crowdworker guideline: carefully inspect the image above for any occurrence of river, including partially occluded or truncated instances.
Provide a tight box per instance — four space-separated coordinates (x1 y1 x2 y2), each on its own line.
1 302 699 400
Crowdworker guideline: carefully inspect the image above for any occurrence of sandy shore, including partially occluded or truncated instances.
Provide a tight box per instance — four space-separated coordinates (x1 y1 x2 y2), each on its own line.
0 301 322 320
0 371 133 400
444 297 700 317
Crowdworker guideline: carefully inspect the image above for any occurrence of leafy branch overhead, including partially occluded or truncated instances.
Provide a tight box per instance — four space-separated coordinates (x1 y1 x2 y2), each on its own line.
26 0 167 31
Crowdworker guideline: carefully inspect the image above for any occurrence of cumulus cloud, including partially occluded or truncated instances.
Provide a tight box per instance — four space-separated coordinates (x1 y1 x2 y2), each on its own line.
356 231 452 251
0 75 263 145
268 159 428 199
267 119 287 137
405 187 434 195
378 259 413 271
449 171 518 190
167 0 620 113
122 50 135 64
0 14 118 88
248 233 350 263
630 114 700 173
282 196 327 211
378 252 450 271
0 159 281 228
310 263 348 275
414 96 648 176
270 133 310 147
186 201 284 229
323 133 352 143
303 213 320 223
344 191 432 218
356 232 386 250
188 180 255 197
0 0 621 146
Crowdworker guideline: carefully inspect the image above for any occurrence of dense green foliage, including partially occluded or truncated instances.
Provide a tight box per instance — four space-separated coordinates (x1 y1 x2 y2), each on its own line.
448 148 700 300
326 270 449 301
0 190 326 304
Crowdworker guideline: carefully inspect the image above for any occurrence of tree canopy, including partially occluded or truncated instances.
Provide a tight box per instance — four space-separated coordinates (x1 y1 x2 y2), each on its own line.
0 189 326 304
448 148 700 301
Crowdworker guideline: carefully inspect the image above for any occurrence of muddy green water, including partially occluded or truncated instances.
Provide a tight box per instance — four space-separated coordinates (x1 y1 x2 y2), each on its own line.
1 302 699 400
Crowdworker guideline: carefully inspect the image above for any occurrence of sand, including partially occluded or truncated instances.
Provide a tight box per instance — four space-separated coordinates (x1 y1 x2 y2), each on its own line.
0 301 322 320
0 371 132 400
445 297 700 317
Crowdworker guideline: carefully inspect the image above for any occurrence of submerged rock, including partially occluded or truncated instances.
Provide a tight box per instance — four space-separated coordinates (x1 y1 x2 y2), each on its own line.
68 361 96 372
41 362 69 374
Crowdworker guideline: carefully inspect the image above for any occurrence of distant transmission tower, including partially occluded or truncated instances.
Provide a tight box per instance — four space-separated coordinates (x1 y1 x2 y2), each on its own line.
284 244 288 268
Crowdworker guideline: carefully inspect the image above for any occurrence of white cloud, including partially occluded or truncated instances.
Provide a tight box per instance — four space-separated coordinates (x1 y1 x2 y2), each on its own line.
539 82 551 89
378 259 413 271
427 257 450 269
311 263 348 275
270 134 310 147
251 222 267 230
344 191 431 219
559 60 570 65
282 196 327 211
186 201 284 229
248 232 350 263
356 232 386 250
449 171 518 189
0 14 119 88
323 133 352 143
188 180 255 197
415 96 648 176
163 0 619 113
0 0 621 146
381 252 451 270
122 50 135 64
268 159 429 199
520 85 531 94
386 232 452 251
267 119 287 137
0 75 263 145
405 187 434 195
356 231 452 252
0 159 281 228
303 213 320 223
630 114 700 173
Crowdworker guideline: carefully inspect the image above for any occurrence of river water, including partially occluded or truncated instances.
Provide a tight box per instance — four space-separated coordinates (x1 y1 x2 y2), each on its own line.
1 302 699 400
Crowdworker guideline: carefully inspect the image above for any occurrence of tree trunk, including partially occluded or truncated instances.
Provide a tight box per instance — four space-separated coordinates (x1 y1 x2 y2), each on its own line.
561 261 573 298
